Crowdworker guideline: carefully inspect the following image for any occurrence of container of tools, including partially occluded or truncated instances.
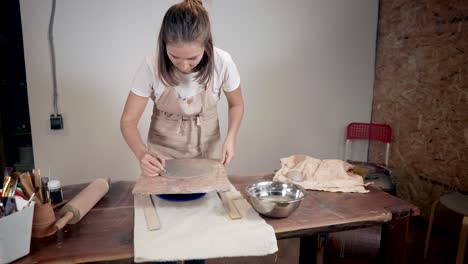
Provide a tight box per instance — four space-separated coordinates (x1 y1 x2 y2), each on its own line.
31 201 56 237
5 169 56 238
0 199 35 263
0 171 35 263
28 169 56 238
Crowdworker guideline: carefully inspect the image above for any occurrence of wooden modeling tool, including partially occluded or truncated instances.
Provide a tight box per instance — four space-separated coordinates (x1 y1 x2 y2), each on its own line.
217 191 242 220
19 173 41 204
135 194 161 231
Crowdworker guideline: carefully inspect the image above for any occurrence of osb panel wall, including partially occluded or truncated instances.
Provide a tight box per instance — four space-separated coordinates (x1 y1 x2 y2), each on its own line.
369 0 468 216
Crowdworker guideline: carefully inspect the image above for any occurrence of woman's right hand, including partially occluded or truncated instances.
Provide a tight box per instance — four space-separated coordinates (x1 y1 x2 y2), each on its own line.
139 152 166 177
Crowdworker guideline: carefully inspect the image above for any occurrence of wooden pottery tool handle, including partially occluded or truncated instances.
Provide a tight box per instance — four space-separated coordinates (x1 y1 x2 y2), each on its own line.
55 211 74 231
20 173 42 203
52 199 68 210
19 173 34 198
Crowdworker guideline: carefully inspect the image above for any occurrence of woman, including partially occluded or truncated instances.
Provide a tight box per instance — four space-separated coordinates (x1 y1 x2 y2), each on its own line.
120 0 244 179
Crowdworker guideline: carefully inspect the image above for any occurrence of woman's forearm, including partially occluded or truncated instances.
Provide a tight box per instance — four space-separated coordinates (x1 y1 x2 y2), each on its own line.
120 92 149 161
226 103 244 141
120 121 147 161
224 87 244 142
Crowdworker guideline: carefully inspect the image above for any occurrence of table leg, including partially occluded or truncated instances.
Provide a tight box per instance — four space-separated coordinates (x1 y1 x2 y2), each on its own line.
456 216 468 264
299 235 318 264
379 205 411 264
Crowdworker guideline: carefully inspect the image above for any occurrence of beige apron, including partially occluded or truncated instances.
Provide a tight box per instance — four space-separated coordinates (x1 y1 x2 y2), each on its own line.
147 84 222 160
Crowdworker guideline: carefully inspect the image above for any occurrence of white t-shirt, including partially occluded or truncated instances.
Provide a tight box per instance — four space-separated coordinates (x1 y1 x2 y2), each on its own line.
130 47 241 102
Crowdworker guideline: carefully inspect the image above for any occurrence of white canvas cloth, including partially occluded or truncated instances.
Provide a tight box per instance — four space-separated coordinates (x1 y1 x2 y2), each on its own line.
273 155 369 193
134 188 278 262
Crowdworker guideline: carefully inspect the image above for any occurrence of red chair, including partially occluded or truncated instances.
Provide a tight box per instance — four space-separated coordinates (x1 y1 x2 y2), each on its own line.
344 122 392 166
344 122 394 194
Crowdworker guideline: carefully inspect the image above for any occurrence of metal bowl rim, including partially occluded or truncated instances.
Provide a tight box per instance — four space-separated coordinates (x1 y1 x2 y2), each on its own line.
245 180 306 203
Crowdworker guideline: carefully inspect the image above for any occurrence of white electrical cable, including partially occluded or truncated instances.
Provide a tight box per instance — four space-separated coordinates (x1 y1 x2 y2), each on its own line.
48 0 58 116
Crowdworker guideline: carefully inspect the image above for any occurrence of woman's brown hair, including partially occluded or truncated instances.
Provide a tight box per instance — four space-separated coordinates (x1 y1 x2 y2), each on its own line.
157 0 214 87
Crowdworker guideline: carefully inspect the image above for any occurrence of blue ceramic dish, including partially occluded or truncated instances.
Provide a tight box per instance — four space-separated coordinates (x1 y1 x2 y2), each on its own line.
156 193 206 202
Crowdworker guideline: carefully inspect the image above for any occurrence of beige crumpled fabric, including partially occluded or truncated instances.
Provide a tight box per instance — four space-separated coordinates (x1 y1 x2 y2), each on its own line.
273 155 369 193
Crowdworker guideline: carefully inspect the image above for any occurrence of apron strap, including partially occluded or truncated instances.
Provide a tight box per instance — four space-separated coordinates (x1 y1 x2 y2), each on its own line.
176 116 183 135
198 86 207 158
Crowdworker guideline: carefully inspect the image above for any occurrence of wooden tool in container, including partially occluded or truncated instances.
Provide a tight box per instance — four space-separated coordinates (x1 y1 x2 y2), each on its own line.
19 172 41 204
55 178 110 230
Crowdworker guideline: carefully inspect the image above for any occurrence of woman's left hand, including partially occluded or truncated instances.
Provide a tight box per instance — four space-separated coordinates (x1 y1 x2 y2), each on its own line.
221 137 236 165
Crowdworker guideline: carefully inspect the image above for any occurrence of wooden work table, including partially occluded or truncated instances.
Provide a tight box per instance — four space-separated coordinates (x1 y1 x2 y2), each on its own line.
15 174 419 264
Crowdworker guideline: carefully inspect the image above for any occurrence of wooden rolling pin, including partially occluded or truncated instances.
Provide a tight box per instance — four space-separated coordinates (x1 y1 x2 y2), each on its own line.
55 178 110 230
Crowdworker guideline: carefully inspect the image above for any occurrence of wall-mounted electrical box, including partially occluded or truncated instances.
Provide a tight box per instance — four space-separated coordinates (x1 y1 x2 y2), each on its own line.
50 114 63 130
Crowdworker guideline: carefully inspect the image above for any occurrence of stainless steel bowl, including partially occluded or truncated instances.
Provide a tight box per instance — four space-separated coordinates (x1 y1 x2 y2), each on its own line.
246 181 305 218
